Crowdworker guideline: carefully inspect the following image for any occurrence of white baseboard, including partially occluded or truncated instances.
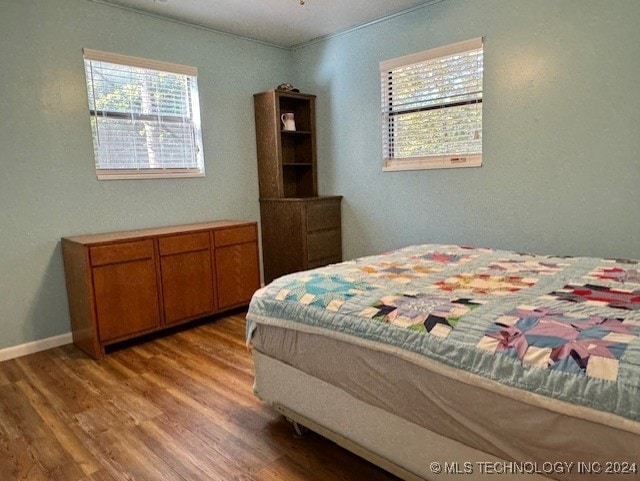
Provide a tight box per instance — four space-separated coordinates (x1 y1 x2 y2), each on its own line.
0 332 73 362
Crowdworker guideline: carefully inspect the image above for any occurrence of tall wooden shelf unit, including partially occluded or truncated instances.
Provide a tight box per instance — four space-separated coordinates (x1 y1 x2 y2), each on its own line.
254 89 342 283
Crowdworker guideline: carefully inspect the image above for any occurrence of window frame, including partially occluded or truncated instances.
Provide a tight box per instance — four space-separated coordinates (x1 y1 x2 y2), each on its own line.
83 49 205 180
380 37 484 172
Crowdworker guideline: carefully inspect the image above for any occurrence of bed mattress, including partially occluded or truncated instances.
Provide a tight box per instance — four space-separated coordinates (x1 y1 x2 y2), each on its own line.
247 244 640 476
251 325 637 479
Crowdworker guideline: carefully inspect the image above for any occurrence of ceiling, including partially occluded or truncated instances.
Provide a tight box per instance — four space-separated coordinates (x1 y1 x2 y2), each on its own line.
97 0 432 48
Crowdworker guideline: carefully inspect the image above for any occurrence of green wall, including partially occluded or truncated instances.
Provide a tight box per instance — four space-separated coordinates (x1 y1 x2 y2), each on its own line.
0 0 291 350
291 0 640 262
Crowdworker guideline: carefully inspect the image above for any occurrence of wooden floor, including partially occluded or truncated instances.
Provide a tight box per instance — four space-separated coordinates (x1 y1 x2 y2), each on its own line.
0 312 399 481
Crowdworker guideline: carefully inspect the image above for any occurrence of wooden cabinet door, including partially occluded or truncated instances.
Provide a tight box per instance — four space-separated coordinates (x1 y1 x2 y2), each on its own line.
215 242 260 310
92 258 161 342
159 233 215 325
260 200 304 283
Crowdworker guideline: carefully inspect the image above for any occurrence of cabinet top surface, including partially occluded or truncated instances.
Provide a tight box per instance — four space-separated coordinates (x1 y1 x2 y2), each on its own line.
62 220 256 245
254 89 316 100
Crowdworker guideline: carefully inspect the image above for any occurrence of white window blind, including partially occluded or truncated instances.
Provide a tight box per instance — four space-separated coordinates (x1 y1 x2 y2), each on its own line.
83 49 205 179
380 38 483 171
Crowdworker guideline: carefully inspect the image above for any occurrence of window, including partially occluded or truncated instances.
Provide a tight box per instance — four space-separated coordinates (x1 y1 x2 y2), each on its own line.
83 49 204 179
380 37 483 171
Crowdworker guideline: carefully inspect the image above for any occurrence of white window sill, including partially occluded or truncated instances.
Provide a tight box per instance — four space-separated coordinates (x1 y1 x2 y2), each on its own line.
383 155 482 172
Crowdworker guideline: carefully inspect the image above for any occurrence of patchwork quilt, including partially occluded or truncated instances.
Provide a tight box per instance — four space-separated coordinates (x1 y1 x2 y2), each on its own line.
247 245 640 422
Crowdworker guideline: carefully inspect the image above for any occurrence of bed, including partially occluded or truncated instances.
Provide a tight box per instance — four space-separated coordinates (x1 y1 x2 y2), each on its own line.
246 244 640 481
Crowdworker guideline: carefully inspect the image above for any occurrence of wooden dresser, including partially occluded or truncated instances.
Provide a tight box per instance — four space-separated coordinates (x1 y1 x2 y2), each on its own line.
61 220 260 358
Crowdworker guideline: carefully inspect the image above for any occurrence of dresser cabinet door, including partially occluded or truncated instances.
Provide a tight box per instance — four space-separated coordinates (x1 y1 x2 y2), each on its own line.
307 229 342 266
214 226 260 309
159 233 215 324
91 241 161 342
306 200 341 232
215 243 260 309
305 198 342 268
